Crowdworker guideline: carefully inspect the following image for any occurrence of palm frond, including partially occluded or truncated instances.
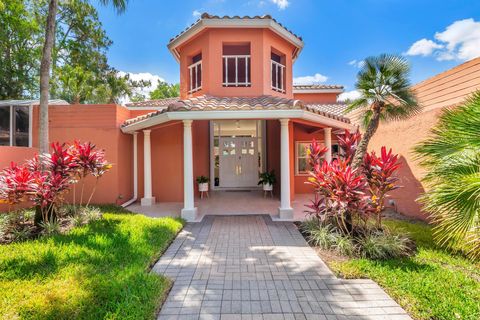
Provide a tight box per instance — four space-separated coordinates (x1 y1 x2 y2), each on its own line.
97 0 128 13
415 91 480 260
349 54 420 128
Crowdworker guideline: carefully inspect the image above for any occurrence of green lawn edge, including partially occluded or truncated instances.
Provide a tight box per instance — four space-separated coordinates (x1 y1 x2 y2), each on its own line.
0 205 185 320
329 219 480 320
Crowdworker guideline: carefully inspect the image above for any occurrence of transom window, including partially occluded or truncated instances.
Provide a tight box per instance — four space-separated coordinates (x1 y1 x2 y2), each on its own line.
188 53 202 93
271 52 286 93
295 141 340 175
222 44 251 87
0 105 30 147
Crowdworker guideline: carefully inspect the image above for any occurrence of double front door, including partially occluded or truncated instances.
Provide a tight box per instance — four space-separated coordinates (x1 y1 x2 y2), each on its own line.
219 137 258 188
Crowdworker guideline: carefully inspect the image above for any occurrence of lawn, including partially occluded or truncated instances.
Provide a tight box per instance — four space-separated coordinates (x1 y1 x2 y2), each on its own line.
0 205 184 320
329 218 480 320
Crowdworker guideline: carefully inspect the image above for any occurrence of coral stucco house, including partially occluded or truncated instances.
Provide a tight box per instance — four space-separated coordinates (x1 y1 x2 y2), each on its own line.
0 14 355 221
3 14 477 221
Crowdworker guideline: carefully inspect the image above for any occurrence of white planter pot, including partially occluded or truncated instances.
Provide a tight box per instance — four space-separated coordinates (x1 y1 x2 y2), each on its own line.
263 183 273 191
198 182 209 192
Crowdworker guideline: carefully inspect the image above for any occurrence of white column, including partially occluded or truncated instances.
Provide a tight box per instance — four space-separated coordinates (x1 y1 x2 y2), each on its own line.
181 120 198 221
278 118 294 220
133 132 139 200
141 129 155 206
324 127 332 163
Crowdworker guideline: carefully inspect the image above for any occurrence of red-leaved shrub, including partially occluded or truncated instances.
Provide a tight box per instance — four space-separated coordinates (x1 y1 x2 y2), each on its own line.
305 130 400 233
0 141 111 223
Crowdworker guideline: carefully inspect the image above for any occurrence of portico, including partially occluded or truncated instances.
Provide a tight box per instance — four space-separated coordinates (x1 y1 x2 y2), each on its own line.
121 95 355 222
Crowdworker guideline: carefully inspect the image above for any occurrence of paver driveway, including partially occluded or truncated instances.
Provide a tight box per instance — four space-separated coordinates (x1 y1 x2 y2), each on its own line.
153 215 411 320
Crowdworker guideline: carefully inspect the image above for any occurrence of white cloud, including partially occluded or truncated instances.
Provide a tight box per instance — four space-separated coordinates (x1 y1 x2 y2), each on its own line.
293 73 328 85
118 71 166 104
348 59 364 68
338 90 361 102
192 10 202 18
406 39 443 56
271 0 289 10
405 18 480 61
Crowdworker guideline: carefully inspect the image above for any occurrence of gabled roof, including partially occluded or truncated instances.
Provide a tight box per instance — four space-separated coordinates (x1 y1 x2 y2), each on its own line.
293 84 344 93
168 13 304 62
122 95 350 129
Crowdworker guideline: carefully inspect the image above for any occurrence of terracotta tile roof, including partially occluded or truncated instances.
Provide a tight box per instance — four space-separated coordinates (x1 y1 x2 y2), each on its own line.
168 95 302 111
293 84 344 90
125 97 179 108
304 103 349 117
122 95 350 128
169 13 302 44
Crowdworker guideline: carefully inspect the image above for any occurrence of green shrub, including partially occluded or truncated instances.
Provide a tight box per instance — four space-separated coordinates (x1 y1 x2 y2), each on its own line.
69 214 85 227
80 206 102 221
39 218 61 235
307 224 339 249
11 226 32 241
357 231 411 259
334 235 356 256
300 218 322 234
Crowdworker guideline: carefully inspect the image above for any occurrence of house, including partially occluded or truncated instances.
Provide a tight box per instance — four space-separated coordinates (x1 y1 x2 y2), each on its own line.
0 14 354 221
3 14 476 221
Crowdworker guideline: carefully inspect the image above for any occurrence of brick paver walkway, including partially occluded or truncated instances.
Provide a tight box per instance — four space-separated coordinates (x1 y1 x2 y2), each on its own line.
153 216 411 320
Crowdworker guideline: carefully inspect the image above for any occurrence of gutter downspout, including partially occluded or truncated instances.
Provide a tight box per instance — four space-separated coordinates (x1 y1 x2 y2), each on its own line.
121 131 138 207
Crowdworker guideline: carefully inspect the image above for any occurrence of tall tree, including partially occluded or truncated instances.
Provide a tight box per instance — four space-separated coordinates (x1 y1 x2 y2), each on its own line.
0 0 41 99
415 92 480 260
38 0 128 153
150 81 180 99
347 54 420 169
39 0 58 153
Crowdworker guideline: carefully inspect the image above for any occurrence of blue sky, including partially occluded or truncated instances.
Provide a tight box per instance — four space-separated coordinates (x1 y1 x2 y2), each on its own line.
94 0 480 99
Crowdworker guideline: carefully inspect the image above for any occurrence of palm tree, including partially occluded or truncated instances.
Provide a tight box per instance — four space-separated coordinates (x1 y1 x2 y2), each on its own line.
347 54 420 169
38 0 128 154
415 92 480 260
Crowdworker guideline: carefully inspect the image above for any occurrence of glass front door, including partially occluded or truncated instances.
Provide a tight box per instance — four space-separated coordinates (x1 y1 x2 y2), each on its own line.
212 120 265 188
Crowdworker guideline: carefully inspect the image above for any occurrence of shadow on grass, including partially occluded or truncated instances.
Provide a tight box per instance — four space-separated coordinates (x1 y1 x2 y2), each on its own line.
0 212 182 319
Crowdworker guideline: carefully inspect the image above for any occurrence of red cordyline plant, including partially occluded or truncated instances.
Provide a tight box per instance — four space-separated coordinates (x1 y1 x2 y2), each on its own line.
363 146 401 227
306 157 372 234
305 130 400 233
307 139 328 167
336 130 361 163
68 141 111 208
0 162 34 206
0 141 111 224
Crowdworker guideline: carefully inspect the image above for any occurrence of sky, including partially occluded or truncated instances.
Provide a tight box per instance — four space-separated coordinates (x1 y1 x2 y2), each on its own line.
94 0 480 100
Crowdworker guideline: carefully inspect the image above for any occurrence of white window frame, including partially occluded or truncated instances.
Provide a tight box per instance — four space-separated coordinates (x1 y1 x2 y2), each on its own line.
188 60 202 93
0 104 32 147
295 140 339 176
222 55 251 87
271 59 286 93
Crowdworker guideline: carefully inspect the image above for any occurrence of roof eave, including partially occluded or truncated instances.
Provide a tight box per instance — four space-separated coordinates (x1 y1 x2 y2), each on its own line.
167 18 304 63
121 109 354 134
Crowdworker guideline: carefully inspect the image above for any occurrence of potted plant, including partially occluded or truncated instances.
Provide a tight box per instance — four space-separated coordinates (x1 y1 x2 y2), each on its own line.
258 170 276 191
196 176 209 192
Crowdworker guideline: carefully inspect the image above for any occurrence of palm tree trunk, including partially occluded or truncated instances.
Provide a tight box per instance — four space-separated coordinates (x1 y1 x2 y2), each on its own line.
351 105 382 169
38 0 58 154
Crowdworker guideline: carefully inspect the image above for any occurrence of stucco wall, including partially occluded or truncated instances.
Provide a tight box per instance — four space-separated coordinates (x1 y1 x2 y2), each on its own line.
178 28 295 99
366 57 480 220
368 108 443 219
293 92 339 104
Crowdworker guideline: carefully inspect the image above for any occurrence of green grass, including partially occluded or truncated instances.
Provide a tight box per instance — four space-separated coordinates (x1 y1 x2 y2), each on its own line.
331 219 480 320
0 205 184 320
